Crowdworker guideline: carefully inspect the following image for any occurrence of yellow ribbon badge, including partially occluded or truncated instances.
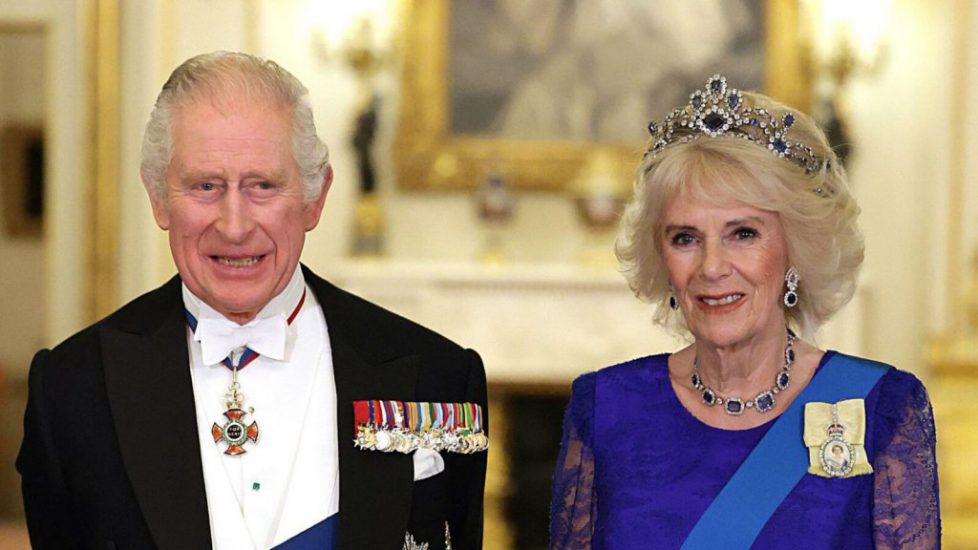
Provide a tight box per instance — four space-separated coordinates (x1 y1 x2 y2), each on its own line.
803 399 872 478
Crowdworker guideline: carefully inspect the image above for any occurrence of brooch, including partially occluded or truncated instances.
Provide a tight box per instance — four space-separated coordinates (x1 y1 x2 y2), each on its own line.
803 399 872 478
353 400 488 455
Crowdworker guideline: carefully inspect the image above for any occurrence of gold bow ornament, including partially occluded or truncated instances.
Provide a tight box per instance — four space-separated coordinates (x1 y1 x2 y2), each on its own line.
803 399 872 478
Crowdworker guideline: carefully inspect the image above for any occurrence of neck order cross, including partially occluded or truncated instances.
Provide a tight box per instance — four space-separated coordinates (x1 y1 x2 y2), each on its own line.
184 289 307 455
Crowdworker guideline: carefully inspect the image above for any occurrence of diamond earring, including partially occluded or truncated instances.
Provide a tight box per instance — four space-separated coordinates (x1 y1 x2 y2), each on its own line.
669 288 680 310
784 267 800 308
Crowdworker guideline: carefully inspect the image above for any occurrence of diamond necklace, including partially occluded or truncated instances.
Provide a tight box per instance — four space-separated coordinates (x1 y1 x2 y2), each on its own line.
691 330 796 415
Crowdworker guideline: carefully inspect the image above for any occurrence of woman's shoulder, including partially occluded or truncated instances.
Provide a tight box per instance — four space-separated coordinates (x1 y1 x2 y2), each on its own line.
565 354 672 435
569 353 671 398
830 352 930 415
829 352 925 388
576 353 670 384
876 364 932 420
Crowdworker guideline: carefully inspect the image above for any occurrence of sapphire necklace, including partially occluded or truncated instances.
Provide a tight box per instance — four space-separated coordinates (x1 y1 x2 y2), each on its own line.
691 330 796 415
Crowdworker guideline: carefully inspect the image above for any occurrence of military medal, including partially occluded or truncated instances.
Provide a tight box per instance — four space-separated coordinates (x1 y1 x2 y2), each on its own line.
818 403 854 478
353 400 488 455
185 289 306 457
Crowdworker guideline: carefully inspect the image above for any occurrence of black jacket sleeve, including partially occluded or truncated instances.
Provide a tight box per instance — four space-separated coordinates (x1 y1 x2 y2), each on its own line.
18 349 85 549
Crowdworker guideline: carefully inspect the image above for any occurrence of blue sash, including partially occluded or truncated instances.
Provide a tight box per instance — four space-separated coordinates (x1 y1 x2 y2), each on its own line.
680 353 889 549
272 514 337 550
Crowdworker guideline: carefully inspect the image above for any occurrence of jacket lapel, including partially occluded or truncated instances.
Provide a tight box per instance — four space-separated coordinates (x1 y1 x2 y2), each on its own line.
307 269 420 549
101 280 211 549
99 269 419 548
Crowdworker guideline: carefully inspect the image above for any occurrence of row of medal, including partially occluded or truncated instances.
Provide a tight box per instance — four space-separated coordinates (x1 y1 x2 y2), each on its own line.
353 400 488 455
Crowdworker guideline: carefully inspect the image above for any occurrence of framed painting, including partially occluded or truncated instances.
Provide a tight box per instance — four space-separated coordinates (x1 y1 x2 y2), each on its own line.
1 125 44 237
394 0 810 191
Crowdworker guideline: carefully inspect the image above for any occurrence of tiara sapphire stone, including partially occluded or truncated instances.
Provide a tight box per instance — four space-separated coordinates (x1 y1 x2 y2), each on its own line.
703 113 725 132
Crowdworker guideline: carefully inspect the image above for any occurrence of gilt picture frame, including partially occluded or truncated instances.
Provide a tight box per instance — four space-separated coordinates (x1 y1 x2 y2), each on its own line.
394 0 810 191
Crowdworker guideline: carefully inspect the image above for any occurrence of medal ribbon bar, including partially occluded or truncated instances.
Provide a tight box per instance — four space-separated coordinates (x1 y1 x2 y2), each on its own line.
352 400 488 455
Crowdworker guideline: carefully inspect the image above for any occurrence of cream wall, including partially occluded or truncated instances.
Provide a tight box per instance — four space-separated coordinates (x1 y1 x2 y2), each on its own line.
845 0 956 368
0 31 45 373
958 1 978 324
0 0 88 373
109 0 976 379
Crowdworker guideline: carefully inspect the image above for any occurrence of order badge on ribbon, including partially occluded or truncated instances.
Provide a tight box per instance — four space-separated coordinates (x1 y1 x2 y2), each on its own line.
803 398 873 478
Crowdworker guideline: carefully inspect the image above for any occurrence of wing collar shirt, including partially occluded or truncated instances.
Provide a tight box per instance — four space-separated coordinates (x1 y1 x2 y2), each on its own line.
183 266 338 549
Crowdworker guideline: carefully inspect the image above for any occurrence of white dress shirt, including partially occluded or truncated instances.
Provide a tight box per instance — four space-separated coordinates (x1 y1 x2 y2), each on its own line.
183 266 338 549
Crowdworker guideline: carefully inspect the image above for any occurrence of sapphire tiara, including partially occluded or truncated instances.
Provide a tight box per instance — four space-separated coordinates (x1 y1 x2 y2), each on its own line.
645 75 832 193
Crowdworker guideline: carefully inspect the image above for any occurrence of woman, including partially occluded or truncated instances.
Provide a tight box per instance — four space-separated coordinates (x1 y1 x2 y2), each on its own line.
550 75 940 549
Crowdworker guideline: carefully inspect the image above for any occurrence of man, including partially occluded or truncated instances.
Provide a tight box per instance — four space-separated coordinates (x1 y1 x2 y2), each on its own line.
18 52 488 550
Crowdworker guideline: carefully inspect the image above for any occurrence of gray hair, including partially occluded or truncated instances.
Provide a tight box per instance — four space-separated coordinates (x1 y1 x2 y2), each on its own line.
140 51 329 202
616 91 863 340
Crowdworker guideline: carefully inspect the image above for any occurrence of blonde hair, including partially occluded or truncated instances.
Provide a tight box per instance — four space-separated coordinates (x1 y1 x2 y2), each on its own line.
140 51 329 202
616 92 863 339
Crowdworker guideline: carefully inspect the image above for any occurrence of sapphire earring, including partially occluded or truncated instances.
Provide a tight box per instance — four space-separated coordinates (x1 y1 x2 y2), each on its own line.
784 267 800 308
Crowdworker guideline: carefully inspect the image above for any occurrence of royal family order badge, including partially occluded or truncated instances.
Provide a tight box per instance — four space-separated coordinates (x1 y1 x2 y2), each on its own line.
803 399 872 478
818 408 854 477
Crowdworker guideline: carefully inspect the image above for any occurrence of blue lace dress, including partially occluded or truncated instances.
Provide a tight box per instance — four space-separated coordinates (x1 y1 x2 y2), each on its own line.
550 351 940 549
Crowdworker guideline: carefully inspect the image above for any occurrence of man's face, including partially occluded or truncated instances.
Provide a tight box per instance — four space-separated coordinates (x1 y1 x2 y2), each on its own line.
149 96 329 324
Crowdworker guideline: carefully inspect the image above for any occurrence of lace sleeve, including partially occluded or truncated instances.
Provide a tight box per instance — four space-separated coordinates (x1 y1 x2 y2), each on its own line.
872 370 941 549
550 373 597 550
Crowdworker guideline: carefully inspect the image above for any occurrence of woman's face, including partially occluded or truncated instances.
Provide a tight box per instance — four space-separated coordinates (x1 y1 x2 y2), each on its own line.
661 189 789 349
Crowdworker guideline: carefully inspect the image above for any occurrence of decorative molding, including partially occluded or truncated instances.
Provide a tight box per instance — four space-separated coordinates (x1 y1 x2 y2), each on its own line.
88 0 121 320
948 0 973 328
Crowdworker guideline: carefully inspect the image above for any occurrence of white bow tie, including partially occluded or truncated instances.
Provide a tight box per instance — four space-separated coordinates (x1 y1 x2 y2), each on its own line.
194 315 289 366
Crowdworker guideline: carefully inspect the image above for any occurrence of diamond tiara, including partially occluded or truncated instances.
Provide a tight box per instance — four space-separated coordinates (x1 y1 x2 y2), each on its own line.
645 75 831 182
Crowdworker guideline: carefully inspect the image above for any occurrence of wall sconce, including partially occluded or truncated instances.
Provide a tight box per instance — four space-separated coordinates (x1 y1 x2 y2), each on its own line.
570 148 630 266
308 1 394 63
308 1 395 257
803 0 892 163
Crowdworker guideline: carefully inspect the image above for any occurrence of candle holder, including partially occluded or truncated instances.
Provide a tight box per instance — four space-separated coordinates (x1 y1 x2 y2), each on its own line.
571 148 628 266
475 172 515 264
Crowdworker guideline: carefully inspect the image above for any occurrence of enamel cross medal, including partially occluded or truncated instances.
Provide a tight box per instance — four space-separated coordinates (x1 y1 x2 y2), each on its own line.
211 362 259 456
186 289 306 457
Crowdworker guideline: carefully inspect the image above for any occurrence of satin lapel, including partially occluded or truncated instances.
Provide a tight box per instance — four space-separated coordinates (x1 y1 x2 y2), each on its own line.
102 304 211 549
308 270 419 548
332 336 420 548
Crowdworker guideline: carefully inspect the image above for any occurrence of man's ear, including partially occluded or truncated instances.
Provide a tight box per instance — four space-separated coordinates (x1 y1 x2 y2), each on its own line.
303 165 333 231
143 169 170 230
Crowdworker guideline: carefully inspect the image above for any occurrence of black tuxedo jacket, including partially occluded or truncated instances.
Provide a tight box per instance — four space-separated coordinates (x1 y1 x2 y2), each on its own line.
18 266 487 549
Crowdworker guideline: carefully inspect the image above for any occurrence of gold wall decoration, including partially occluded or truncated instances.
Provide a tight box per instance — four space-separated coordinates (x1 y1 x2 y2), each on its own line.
87 0 121 320
394 0 809 191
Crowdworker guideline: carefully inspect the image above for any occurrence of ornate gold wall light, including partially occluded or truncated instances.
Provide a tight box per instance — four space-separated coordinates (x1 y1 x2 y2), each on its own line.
801 0 891 164
312 7 392 257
